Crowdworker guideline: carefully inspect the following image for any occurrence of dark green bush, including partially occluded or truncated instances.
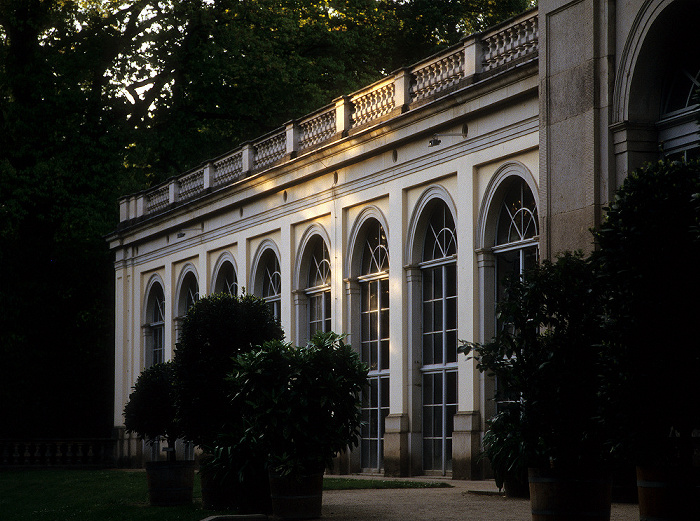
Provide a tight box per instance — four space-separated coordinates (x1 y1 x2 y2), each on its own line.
229 332 368 475
123 361 180 461
173 293 284 449
461 252 609 471
595 159 700 466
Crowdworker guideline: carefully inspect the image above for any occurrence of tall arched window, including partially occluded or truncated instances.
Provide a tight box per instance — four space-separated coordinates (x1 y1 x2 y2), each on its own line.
658 62 700 161
306 236 331 338
260 249 281 319
494 177 538 309
359 218 390 470
420 200 457 474
213 258 238 296
175 270 199 341
145 281 165 368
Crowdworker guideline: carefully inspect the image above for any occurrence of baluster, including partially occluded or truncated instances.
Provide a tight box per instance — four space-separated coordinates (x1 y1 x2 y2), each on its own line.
33 443 42 465
87 443 95 464
56 442 64 465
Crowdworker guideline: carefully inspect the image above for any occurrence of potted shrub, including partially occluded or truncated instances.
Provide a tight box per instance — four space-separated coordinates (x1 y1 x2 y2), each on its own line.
229 332 368 520
481 405 529 498
172 292 283 512
460 252 613 520
595 159 700 519
123 361 194 506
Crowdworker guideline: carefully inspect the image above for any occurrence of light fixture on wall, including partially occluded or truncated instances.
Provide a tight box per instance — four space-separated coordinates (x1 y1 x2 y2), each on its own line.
428 133 468 147
428 125 468 147
176 225 203 239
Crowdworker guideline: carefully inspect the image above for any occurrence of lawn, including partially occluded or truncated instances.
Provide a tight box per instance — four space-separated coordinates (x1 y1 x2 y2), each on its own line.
0 469 450 521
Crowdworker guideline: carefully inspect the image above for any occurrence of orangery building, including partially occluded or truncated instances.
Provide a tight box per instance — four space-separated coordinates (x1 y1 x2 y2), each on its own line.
108 0 700 477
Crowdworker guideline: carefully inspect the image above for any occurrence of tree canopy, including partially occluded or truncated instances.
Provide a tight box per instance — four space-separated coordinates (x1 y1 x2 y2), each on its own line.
0 0 533 438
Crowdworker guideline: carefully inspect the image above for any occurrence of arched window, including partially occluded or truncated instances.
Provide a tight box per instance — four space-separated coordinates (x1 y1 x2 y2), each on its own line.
658 62 700 161
176 270 199 340
145 281 165 368
493 177 538 308
358 218 390 471
213 259 238 296
420 200 457 474
260 249 281 320
306 236 331 338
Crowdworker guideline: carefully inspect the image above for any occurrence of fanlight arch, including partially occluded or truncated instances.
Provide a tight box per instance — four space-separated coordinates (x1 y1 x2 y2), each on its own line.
211 251 239 296
251 239 282 319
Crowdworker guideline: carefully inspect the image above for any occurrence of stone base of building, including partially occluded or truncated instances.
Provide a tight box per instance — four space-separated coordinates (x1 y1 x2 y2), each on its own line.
383 413 410 477
451 412 482 480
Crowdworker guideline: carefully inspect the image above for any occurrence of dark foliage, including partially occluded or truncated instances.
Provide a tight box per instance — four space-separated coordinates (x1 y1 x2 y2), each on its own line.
229 332 368 475
595 159 700 466
461 252 609 472
123 362 180 461
172 293 284 449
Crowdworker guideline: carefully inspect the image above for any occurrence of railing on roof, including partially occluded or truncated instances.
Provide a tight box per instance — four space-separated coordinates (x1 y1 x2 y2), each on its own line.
119 10 538 223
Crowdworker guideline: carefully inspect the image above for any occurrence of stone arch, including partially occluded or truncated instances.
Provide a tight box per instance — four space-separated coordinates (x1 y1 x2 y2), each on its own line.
294 224 332 291
250 239 282 297
174 263 200 320
211 251 239 296
476 161 539 252
405 184 458 267
346 205 390 280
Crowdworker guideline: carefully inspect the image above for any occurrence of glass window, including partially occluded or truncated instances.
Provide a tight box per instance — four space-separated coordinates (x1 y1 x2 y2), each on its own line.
146 283 165 367
213 260 237 296
493 177 539 408
420 200 457 474
261 250 281 319
359 219 390 471
306 237 331 339
176 272 199 342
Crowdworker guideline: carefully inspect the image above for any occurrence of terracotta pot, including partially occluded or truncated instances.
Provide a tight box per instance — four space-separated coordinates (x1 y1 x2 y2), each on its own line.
636 466 700 521
200 469 272 513
528 467 612 521
145 460 195 506
268 469 324 520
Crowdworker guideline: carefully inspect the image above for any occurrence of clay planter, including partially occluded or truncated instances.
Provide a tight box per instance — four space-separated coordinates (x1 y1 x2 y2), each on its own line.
200 469 272 513
636 466 700 521
145 460 195 506
528 467 612 521
268 469 324 520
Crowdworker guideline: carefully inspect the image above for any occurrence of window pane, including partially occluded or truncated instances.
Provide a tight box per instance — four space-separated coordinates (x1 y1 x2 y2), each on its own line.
433 268 443 299
445 297 457 330
445 264 457 297
380 309 389 340
446 330 457 364
380 340 390 371
433 333 443 364
423 334 433 365
422 269 432 301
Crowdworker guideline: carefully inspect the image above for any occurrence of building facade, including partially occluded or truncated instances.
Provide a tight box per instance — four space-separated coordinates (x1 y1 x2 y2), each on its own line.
108 1 699 477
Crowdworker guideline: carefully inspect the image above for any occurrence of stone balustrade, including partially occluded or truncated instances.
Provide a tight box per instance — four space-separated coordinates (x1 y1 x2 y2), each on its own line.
0 439 116 468
119 10 538 223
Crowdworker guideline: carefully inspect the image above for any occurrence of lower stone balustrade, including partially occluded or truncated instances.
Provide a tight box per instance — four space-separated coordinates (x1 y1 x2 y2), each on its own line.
0 439 115 468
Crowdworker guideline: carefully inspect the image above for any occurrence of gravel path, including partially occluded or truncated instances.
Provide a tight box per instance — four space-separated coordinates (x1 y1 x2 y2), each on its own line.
318 477 640 521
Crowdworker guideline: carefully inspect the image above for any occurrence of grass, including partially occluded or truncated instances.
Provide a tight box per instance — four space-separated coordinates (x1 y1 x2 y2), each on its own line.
323 477 452 490
0 469 450 521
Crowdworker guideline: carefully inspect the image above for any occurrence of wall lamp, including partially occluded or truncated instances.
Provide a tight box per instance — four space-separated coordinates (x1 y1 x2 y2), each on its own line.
428 132 468 147
428 125 468 147
176 226 203 239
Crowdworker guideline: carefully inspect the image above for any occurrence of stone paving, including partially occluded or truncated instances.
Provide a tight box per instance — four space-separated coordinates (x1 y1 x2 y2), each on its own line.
200 476 640 521
318 477 640 521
